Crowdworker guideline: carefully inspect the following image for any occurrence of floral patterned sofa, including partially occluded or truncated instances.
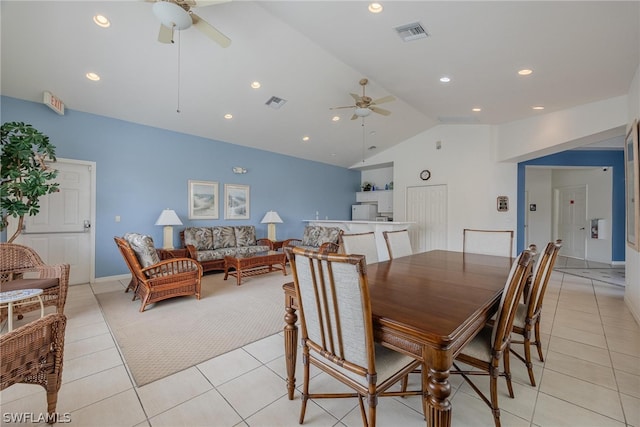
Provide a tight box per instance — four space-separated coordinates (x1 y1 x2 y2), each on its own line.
180 226 272 273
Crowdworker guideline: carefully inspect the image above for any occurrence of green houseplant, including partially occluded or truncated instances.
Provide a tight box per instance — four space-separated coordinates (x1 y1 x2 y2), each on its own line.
1 122 59 243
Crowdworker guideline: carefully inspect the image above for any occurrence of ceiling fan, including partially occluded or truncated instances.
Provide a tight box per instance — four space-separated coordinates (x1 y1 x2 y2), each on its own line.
148 0 231 48
330 78 395 120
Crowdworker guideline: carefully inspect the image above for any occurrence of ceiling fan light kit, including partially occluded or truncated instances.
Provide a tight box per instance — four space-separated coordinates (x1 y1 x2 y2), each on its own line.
355 107 372 117
330 78 395 120
153 1 192 30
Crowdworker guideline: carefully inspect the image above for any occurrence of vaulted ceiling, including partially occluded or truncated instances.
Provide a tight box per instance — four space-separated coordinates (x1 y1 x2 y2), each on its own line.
2 1 638 167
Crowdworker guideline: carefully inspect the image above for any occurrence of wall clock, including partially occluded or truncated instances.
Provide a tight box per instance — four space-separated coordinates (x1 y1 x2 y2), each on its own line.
420 169 431 181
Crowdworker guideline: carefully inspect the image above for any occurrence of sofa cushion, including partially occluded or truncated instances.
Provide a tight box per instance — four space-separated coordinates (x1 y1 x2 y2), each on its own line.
183 227 213 251
301 226 341 247
234 226 257 247
213 226 237 249
123 232 160 267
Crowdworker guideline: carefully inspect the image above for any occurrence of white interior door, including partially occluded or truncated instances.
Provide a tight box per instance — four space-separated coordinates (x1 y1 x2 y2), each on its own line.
8 159 95 284
406 185 448 253
555 185 587 259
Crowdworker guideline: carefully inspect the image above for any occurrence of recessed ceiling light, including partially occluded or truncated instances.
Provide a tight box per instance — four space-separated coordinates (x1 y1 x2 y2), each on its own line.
224 113 233 119
250 81 261 89
332 116 340 122
93 14 110 28
518 69 533 76
472 107 482 112
439 76 451 83
532 105 545 110
302 136 310 142
85 72 100 81
368 2 383 13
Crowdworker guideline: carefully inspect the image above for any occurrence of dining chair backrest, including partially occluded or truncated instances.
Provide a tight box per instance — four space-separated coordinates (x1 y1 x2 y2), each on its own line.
491 248 533 352
527 240 562 319
463 229 514 258
285 246 375 378
383 230 413 259
340 232 379 264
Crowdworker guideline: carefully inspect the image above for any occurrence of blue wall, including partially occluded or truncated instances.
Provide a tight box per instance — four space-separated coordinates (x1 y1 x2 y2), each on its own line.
1 96 360 277
517 150 625 262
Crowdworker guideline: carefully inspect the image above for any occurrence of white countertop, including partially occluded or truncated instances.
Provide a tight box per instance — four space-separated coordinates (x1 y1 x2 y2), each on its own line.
304 220 413 224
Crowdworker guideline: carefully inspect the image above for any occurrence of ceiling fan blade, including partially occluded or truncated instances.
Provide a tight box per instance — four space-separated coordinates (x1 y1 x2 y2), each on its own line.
371 95 395 105
329 105 356 110
191 13 231 47
158 24 174 43
370 106 391 116
350 114 359 120
349 93 360 102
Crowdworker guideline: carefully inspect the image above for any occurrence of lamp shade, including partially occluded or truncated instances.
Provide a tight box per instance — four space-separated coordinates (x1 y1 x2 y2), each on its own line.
155 209 183 226
260 211 283 224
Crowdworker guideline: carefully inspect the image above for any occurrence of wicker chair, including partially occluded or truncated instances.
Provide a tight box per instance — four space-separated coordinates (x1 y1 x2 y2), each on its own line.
286 247 425 426
114 236 203 312
382 229 413 259
1 313 67 424
0 243 69 324
340 231 379 264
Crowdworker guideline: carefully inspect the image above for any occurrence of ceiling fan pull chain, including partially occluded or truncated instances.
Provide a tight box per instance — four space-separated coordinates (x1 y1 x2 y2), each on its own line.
362 118 366 163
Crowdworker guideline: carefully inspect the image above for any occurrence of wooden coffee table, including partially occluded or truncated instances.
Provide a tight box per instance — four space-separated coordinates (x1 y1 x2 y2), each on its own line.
224 251 287 286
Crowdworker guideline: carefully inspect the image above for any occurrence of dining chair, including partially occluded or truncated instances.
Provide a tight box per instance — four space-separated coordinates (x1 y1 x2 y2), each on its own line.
463 228 514 258
285 246 425 427
382 229 413 259
509 239 562 386
340 232 380 264
451 247 534 427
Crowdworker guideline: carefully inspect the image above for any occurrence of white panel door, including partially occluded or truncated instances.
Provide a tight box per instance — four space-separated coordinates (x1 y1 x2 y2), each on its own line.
556 185 587 259
406 185 448 253
9 159 94 284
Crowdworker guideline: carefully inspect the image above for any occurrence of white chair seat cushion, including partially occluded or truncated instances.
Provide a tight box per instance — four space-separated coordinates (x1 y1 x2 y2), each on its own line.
459 325 493 363
319 342 417 388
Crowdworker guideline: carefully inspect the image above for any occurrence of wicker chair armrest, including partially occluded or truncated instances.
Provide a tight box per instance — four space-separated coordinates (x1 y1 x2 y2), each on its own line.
283 239 303 248
141 258 203 279
319 242 340 254
0 313 66 391
256 238 273 250
184 244 198 259
35 264 70 313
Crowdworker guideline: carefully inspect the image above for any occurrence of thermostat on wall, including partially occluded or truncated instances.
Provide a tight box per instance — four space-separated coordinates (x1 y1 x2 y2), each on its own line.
497 196 509 212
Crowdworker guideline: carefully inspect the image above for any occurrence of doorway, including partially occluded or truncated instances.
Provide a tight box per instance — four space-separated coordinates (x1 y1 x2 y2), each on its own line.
406 184 448 253
554 185 587 259
7 158 96 284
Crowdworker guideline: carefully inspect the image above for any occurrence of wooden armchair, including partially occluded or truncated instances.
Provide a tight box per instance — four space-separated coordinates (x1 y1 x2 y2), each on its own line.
0 243 69 323
282 225 342 254
1 313 67 424
114 236 203 312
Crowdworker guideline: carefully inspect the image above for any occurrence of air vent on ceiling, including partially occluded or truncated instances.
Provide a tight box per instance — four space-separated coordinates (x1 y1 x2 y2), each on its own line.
394 22 429 42
265 96 287 109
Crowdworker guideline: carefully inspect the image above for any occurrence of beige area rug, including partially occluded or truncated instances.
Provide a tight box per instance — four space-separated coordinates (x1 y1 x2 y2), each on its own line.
95 271 288 387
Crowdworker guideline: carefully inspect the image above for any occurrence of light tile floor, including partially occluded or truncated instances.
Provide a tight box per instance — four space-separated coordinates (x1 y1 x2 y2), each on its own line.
1 257 639 426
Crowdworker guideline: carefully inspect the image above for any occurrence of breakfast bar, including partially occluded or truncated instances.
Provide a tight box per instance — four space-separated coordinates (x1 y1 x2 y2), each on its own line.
304 219 413 261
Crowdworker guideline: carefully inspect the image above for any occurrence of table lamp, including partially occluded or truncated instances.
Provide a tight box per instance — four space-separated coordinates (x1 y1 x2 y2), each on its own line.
261 211 283 241
155 209 183 250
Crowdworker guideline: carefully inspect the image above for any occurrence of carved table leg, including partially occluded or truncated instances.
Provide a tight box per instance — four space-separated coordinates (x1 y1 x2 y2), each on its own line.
284 304 298 400
427 363 452 427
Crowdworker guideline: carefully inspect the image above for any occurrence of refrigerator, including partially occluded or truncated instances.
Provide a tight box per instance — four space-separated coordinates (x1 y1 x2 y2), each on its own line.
352 204 378 220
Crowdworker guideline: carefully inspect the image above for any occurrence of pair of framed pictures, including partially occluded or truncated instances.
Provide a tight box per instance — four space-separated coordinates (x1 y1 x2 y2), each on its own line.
625 119 639 250
187 180 249 220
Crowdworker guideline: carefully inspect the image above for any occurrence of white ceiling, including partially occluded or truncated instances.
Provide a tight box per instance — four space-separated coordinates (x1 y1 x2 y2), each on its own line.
2 1 638 168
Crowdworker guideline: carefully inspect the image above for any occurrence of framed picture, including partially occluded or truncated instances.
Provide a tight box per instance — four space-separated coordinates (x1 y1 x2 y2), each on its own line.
224 184 250 220
188 180 219 220
624 119 639 250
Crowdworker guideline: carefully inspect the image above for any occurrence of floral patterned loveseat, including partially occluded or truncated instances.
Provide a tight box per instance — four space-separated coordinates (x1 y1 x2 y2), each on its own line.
180 226 272 273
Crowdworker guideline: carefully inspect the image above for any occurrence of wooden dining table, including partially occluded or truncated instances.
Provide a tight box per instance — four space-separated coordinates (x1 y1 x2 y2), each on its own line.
282 249 513 427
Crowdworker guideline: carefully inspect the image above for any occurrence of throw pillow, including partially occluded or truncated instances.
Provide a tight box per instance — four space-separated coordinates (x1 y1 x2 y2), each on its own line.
123 233 160 268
